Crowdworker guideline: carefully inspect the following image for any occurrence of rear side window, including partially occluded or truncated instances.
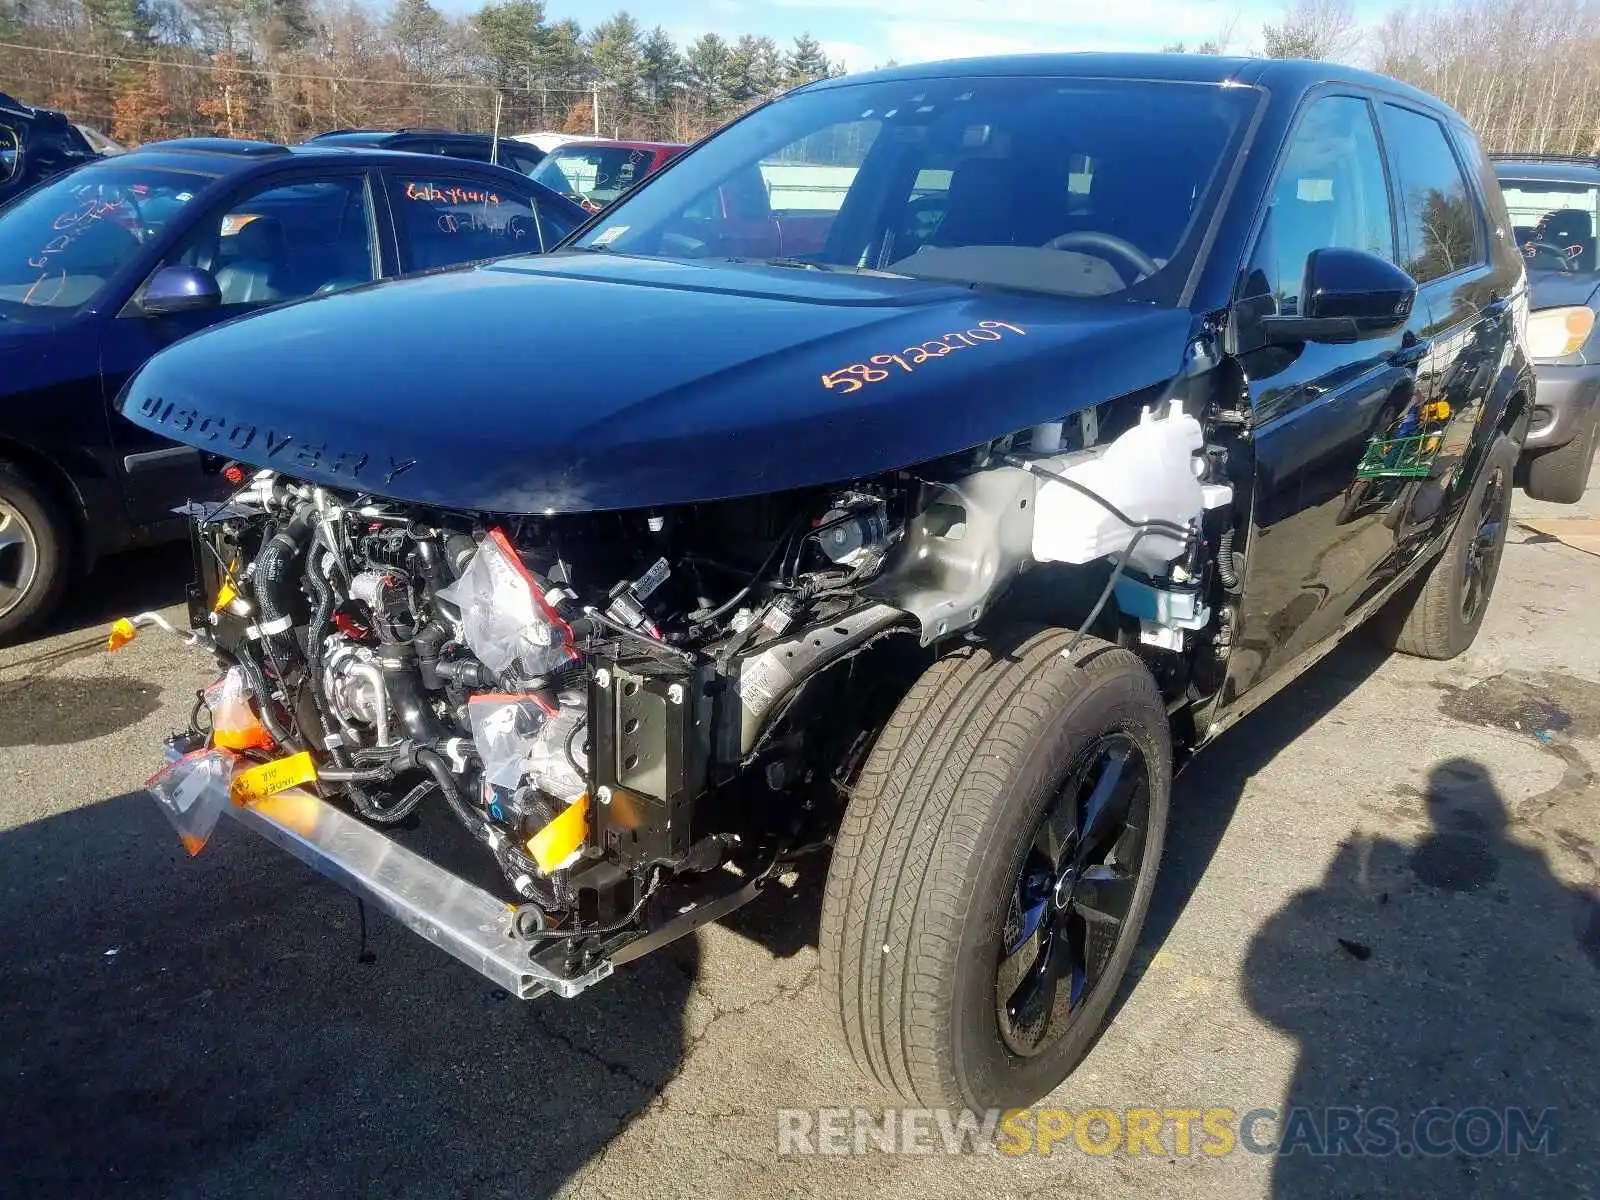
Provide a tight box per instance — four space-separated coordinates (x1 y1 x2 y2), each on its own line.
389 174 546 270
1380 104 1484 284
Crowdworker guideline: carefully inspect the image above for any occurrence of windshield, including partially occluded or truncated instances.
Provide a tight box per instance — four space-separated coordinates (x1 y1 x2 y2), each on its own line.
1499 177 1599 274
532 144 661 210
574 76 1258 303
0 163 209 319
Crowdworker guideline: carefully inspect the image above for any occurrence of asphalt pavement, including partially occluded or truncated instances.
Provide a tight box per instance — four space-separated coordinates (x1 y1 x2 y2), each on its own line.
2 475 1598 1200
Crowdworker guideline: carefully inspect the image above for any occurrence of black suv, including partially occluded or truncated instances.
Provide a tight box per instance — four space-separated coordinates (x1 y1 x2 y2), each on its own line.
122 56 1537 1111
1493 153 1600 501
306 128 545 177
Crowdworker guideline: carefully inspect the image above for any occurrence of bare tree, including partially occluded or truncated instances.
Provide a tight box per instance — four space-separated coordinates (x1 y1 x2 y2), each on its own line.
1261 0 1359 61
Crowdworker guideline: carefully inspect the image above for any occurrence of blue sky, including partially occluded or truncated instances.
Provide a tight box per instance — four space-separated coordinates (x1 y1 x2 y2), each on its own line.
449 0 1409 72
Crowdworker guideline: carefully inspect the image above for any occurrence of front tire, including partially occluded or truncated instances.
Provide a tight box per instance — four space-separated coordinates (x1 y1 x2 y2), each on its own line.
1379 433 1516 660
0 461 70 645
820 626 1171 1108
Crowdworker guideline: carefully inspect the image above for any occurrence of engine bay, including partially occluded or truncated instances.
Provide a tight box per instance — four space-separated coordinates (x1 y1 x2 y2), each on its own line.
149 397 1237 986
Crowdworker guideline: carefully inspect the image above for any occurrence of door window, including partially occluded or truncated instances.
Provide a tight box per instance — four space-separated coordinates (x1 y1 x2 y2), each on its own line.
389 174 548 269
1381 105 1484 284
1249 95 1395 313
165 175 377 308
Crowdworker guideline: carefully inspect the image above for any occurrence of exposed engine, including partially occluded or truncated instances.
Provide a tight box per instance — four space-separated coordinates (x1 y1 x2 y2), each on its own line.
168 399 1233 969
182 470 912 926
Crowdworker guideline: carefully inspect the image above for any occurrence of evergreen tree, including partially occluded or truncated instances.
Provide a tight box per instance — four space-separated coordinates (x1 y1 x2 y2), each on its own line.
785 32 830 87
638 24 681 107
683 32 734 106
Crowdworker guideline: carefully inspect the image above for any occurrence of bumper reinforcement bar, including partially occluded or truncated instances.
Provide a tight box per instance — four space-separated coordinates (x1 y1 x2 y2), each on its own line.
226 789 612 999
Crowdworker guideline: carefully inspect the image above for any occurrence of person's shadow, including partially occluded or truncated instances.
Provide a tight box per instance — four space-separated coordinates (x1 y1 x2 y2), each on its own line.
1242 758 1600 1195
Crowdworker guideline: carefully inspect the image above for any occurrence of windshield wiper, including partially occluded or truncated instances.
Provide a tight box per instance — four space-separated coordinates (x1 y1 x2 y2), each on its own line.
752 256 833 271
742 257 909 278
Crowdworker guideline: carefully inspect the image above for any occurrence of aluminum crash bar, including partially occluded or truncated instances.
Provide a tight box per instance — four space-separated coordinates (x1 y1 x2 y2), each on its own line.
226 789 611 999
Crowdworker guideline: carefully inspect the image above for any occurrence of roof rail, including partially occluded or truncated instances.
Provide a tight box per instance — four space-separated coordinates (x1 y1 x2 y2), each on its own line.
306 128 384 139
1489 152 1600 166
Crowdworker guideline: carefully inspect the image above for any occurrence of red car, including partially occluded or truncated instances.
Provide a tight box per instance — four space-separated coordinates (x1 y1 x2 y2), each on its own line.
529 139 684 212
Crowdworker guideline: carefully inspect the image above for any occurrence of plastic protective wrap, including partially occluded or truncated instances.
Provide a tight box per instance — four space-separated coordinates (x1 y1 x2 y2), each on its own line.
145 749 235 856
204 666 274 751
526 701 587 805
468 692 557 792
438 529 578 677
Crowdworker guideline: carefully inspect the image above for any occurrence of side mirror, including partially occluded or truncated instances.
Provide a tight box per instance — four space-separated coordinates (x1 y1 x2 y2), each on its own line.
1263 248 1417 346
140 265 222 317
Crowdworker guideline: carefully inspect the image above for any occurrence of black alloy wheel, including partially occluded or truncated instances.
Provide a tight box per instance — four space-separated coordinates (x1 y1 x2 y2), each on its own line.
997 732 1150 1056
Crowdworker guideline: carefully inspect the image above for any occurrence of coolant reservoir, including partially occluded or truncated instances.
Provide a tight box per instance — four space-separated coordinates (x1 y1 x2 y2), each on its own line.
1030 398 1208 575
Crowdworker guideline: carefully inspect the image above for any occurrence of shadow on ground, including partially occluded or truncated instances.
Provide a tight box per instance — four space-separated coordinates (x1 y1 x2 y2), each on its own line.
8 623 1594 1196
0 790 699 1200
1241 754 1600 1194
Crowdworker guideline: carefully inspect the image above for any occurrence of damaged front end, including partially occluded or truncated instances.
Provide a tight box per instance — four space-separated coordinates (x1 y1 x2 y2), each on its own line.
126 385 1233 999
140 470 927 995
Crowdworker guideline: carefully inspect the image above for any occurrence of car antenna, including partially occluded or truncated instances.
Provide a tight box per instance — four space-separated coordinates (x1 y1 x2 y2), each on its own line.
491 91 503 167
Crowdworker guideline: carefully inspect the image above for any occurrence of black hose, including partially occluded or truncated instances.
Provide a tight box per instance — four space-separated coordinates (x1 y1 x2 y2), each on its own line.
564 715 588 780
348 775 435 825
232 648 299 748
1217 527 1240 590
1001 454 1192 538
252 510 314 662
1065 525 1158 657
416 746 549 894
317 765 396 784
582 606 697 664
418 746 490 839
304 552 337 729
693 514 804 622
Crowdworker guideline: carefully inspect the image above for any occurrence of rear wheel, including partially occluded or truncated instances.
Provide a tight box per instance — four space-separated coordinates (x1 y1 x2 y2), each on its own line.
1379 433 1516 660
820 625 1171 1108
0 461 70 645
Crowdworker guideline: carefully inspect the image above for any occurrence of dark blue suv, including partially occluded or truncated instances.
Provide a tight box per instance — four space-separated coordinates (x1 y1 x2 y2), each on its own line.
0 136 585 640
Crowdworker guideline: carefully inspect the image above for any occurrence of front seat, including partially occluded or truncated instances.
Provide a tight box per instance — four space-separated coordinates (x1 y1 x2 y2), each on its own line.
929 158 1019 247
1535 208 1596 271
215 216 289 305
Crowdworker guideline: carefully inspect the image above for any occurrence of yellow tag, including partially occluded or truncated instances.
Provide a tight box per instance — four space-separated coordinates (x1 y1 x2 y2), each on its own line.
107 617 137 653
527 794 590 874
230 751 317 805
214 581 238 612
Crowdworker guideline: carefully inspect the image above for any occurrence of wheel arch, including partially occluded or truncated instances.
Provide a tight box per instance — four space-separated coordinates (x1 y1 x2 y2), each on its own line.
0 434 89 554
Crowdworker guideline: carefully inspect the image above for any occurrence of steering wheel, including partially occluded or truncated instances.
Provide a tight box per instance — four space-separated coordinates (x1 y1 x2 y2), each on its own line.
1042 230 1160 280
1523 241 1574 272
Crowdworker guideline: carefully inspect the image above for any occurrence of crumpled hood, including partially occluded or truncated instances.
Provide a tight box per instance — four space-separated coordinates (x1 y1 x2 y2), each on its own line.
119 251 1196 513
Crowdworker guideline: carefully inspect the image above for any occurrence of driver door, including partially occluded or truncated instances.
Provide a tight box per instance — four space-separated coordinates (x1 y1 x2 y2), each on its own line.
1223 92 1428 701
101 168 383 524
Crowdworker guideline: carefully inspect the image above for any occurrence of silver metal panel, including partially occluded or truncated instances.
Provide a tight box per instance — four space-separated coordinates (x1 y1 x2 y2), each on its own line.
225 789 611 999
